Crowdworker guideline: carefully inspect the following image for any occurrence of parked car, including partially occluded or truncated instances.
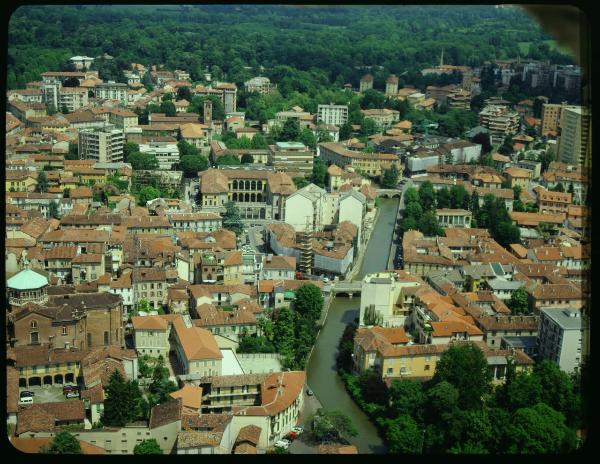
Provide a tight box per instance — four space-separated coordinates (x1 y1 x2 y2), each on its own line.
274 440 290 450
65 390 80 399
19 392 33 405
285 431 298 441
292 425 304 435
63 385 78 395
20 390 34 398
306 388 314 396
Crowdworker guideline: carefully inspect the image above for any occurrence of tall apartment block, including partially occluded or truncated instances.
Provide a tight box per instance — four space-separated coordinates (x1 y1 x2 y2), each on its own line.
79 126 125 163
537 307 587 373
385 75 399 96
359 74 374 93
317 104 349 127
478 105 520 144
557 106 590 166
540 102 579 136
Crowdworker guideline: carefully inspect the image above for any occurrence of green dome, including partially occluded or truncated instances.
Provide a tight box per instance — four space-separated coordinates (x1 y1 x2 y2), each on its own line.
6 269 49 290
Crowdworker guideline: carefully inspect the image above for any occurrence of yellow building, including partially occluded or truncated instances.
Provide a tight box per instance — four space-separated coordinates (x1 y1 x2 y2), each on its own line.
72 167 107 185
6 171 38 192
505 166 533 189
222 251 243 286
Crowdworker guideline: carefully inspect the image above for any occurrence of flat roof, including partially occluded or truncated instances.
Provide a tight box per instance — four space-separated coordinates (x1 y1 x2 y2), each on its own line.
541 307 583 330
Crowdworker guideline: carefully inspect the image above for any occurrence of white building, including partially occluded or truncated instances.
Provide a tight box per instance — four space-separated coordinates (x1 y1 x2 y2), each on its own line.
244 76 276 94
338 189 366 244
78 126 125 163
95 81 128 104
131 315 171 358
359 272 420 328
317 104 349 127
139 140 180 170
284 183 338 232
557 106 590 166
537 307 587 373
69 55 94 70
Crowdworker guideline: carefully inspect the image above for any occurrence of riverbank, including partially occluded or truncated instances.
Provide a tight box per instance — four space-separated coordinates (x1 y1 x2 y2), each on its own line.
304 198 398 454
346 203 381 282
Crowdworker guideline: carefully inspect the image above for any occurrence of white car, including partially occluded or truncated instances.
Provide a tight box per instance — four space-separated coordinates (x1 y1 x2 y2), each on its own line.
274 440 290 449
292 426 304 435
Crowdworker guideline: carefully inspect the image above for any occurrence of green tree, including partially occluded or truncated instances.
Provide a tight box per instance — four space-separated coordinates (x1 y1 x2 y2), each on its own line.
293 283 324 321
162 92 173 102
506 286 530 315
36 171 48 192
360 118 378 137
279 118 301 141
176 86 192 102
133 439 163 455
388 379 425 421
250 133 268 149
241 153 254 164
435 187 451 208
404 201 423 220
400 216 418 234
534 360 581 427
44 431 82 454
137 186 161 206
449 184 470 209
381 165 399 188
310 409 358 442
103 370 132 426
505 403 576 453
418 181 436 212
179 155 208 178
404 186 420 205
216 154 241 166
498 135 514 155
310 158 327 188
67 142 79 160
339 121 353 141
237 334 276 353
361 88 386 109
273 307 296 367
494 221 521 247
551 182 565 192
418 211 444 236
123 142 140 163
384 415 423 454
359 367 389 405
293 177 310 189
48 201 60 219
177 139 199 158
432 343 491 410
222 200 244 236
128 151 159 170
299 128 317 149
159 100 176 117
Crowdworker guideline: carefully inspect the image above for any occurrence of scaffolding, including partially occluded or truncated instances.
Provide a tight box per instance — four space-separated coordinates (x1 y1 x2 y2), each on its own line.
298 217 314 275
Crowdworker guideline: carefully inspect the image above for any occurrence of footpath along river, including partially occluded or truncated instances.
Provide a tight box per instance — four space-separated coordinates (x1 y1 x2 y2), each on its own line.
305 197 400 454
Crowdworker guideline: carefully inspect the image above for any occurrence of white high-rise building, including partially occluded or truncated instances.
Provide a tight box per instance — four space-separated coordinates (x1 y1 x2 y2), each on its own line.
557 107 590 166
79 126 125 163
537 307 587 373
317 104 349 127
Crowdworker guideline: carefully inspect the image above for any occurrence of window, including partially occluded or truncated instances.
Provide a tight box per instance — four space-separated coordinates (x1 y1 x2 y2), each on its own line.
31 320 38 329
104 331 109 345
62 326 68 335
87 333 92 348
424 365 430 371
387 367 393 375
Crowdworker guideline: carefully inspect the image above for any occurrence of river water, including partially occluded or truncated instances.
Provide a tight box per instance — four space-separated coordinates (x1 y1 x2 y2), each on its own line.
306 197 399 454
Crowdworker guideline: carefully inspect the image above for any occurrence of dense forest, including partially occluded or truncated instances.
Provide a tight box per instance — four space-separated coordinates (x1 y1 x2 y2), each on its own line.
7 5 575 90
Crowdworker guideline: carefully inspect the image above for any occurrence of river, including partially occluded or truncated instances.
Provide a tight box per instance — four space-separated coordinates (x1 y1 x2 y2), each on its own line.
306 197 399 454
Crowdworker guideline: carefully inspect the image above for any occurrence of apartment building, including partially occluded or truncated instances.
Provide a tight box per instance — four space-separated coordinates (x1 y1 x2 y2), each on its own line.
557 106 590 165
138 139 180 170
317 104 348 127
537 307 586 373
359 74 374 93
385 75 399 96
244 76 276 94
540 102 579 136
318 142 400 178
478 105 520 144
268 142 314 177
78 127 125 163
361 108 400 131
95 81 128 104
